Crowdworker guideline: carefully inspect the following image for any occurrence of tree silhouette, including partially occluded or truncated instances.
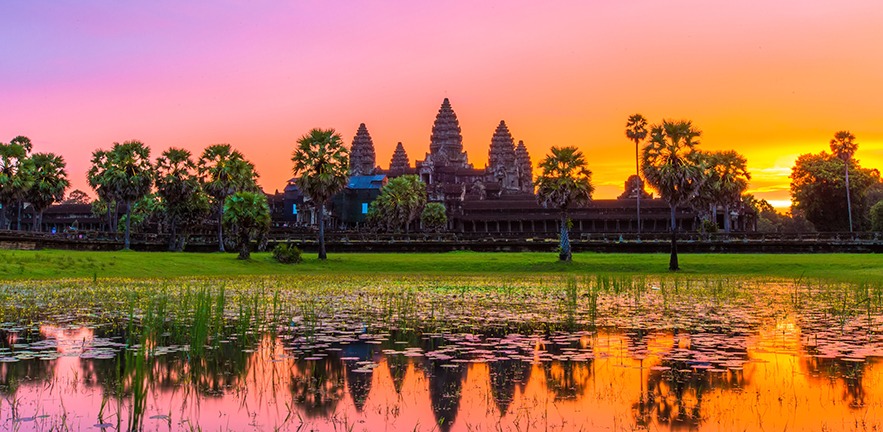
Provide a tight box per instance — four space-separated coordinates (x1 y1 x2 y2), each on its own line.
291 128 349 260
626 114 649 233
535 146 594 261
830 131 859 232
642 120 705 270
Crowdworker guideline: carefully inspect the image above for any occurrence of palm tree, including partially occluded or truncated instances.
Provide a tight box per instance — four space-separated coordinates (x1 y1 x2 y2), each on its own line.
93 141 154 250
830 131 858 233
291 128 349 260
710 151 750 233
534 146 594 262
87 149 117 231
626 114 648 233
197 144 258 252
0 139 34 230
368 175 427 232
222 191 270 260
157 148 205 250
24 153 69 232
642 120 705 271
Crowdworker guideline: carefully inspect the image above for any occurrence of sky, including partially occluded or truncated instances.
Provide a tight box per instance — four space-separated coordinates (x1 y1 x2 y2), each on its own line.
2 1 882 210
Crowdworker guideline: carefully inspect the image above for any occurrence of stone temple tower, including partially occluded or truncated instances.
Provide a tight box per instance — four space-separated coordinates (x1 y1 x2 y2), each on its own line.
349 123 376 176
427 98 469 168
487 121 518 191
389 142 410 172
515 140 533 193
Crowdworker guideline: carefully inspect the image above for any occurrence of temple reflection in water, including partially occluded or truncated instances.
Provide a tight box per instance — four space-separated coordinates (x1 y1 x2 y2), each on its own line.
2 318 882 431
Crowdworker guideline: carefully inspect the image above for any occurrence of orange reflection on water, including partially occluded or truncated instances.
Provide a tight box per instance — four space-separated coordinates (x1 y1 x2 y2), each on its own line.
1 321 883 430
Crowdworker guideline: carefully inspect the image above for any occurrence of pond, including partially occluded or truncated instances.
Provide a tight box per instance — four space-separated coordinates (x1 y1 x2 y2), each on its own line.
0 275 882 431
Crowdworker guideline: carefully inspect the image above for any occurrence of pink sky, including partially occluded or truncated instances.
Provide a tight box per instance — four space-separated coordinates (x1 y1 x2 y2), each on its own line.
2 1 882 209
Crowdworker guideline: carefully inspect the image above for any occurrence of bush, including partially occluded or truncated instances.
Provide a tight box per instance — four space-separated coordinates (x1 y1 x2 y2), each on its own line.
272 243 302 264
421 202 447 232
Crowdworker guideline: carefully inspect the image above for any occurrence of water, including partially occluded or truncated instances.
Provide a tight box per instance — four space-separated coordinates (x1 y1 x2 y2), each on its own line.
0 276 882 431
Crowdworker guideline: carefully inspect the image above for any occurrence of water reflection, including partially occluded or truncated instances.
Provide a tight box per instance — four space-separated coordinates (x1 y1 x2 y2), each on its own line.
0 316 883 430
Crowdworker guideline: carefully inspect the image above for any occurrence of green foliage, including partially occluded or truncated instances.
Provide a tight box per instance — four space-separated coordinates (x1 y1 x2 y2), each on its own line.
871 200 883 232
421 202 447 232
368 175 427 232
642 120 705 211
790 151 881 231
291 128 349 259
87 140 154 249
641 120 706 271
157 148 210 251
272 243 303 264
535 146 594 212
535 146 594 262
0 137 35 229
23 152 69 231
223 191 271 260
197 144 259 252
693 150 750 232
117 194 163 234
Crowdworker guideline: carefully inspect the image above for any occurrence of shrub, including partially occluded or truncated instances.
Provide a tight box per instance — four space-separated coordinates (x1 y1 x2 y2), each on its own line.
421 202 447 232
273 243 302 264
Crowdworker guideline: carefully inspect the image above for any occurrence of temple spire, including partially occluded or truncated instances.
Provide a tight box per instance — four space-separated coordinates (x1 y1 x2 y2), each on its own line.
515 140 533 193
429 98 467 167
349 123 376 176
488 120 516 173
389 142 411 171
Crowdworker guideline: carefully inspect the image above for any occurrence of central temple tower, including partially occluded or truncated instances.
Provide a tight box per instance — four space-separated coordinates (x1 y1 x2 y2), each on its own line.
427 98 469 168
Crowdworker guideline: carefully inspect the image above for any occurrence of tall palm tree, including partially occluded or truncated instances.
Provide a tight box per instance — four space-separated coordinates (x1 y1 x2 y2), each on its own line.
830 131 858 233
157 148 204 250
25 153 69 232
535 146 594 262
98 141 154 250
197 144 258 252
0 139 34 230
642 120 705 271
291 128 349 260
87 149 118 232
711 151 750 233
626 114 648 233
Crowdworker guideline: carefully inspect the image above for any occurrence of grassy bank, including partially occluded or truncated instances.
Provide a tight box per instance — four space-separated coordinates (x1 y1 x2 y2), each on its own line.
0 249 880 281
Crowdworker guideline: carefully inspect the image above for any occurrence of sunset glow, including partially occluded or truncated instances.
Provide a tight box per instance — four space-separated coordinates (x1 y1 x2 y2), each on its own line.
3 1 882 209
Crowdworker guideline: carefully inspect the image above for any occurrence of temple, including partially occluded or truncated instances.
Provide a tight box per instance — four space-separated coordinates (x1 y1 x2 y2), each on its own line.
349 123 377 176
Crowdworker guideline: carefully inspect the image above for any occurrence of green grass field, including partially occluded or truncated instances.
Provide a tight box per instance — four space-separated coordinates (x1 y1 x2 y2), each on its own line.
0 249 880 281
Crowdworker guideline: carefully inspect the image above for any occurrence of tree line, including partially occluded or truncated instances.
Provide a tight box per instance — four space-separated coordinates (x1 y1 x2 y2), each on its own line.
1 119 881 265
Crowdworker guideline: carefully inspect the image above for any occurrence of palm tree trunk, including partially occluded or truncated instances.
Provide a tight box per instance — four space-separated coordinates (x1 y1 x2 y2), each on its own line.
35 210 43 232
635 140 641 234
218 206 226 252
845 162 853 233
238 232 250 260
0 205 7 229
106 206 113 232
669 204 679 271
16 202 22 231
124 200 132 250
559 211 571 262
318 204 327 260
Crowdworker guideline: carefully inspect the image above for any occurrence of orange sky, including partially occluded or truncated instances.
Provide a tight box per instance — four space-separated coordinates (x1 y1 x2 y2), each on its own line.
2 1 882 209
